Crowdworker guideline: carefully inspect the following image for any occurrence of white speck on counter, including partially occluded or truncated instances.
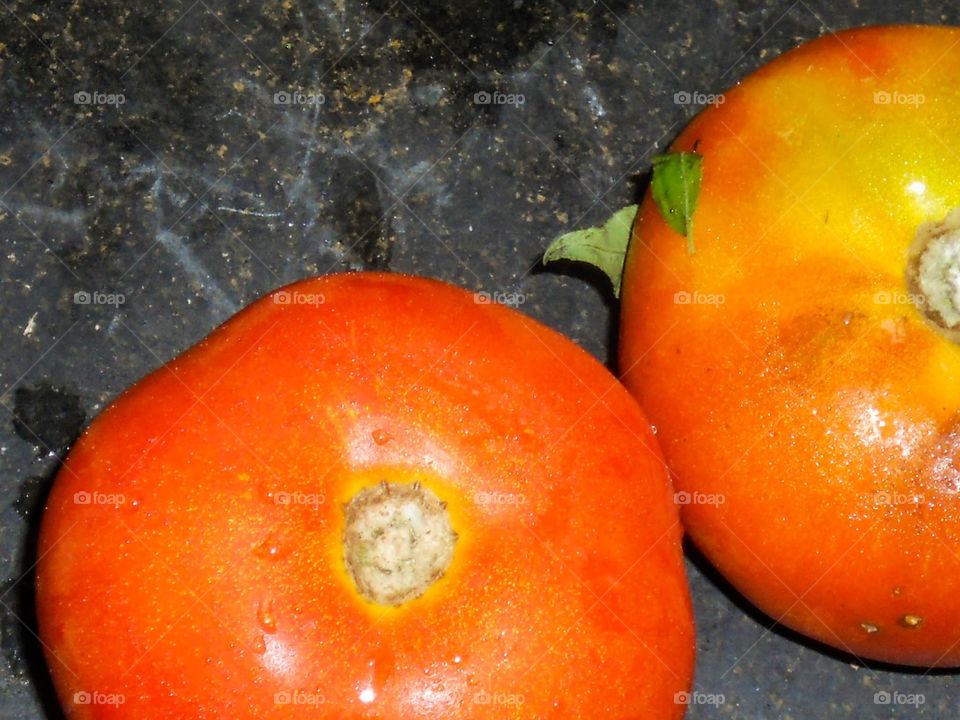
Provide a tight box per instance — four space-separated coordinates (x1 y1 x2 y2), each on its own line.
22 312 37 337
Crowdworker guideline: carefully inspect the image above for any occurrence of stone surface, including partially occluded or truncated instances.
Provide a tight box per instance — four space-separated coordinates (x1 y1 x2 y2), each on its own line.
1 1 959 717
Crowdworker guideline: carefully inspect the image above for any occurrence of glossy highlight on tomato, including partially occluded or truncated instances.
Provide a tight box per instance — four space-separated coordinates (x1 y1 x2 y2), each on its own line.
621 25 960 666
38 272 694 718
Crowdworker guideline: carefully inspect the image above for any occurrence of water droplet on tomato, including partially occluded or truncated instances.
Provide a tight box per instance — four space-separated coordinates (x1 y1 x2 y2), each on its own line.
260 544 281 559
252 635 266 654
363 645 396 699
359 687 376 704
372 429 392 445
257 599 278 634
253 534 286 560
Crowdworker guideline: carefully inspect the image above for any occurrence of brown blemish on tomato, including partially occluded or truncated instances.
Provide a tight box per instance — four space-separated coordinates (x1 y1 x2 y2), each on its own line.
907 208 960 343
900 614 923 629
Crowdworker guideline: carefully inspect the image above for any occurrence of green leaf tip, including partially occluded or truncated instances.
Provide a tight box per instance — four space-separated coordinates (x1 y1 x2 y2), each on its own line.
651 151 703 254
542 204 638 298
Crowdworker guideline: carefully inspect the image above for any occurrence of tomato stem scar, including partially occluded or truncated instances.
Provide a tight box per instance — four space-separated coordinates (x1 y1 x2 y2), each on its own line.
343 481 458 606
908 208 960 342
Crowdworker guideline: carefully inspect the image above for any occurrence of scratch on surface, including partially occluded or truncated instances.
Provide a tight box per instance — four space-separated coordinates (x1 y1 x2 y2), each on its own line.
9 202 87 226
288 99 323 207
106 313 122 337
583 85 606 118
157 230 239 316
216 206 283 218
315 0 348 35
133 161 226 209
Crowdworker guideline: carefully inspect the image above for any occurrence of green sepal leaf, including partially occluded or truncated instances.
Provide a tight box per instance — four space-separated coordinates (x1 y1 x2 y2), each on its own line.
543 204 638 298
651 151 703 254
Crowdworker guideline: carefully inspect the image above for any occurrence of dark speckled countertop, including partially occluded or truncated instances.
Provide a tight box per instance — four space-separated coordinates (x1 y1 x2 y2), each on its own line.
1 1 959 718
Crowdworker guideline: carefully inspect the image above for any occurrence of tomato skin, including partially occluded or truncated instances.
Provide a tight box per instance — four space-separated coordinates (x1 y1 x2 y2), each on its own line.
38 272 693 718
622 26 960 666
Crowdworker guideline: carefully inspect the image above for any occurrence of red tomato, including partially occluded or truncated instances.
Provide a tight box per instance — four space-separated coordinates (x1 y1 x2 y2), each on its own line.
38 273 694 718
622 26 960 666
